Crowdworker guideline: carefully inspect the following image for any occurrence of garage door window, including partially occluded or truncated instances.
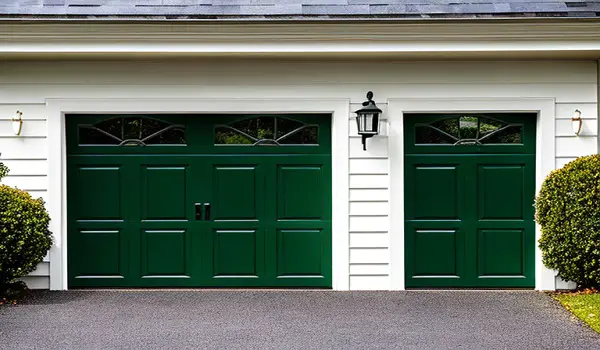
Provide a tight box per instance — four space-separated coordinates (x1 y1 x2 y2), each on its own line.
79 116 186 146
215 116 318 146
415 115 523 145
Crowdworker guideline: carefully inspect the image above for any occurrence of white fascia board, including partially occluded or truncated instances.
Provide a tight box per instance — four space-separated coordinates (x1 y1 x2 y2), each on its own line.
4 41 600 54
3 20 600 54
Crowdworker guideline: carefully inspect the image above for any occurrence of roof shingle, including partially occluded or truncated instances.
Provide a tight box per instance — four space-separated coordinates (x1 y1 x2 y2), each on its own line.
1 0 600 18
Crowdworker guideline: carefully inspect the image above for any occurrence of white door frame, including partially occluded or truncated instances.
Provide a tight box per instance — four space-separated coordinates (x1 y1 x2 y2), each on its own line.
387 98 556 291
46 98 350 291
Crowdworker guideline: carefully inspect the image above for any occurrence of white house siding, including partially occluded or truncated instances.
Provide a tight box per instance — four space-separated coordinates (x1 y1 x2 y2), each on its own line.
0 59 597 290
0 104 49 289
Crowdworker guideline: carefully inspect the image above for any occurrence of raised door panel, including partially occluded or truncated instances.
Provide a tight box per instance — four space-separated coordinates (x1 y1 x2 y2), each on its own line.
277 166 323 220
74 229 123 276
473 156 535 287
269 158 331 287
204 159 266 285
276 229 323 277
141 167 187 221
213 166 259 221
404 156 468 288
477 229 524 277
68 163 130 286
134 160 197 286
140 230 191 278
411 165 460 220
213 230 259 277
477 165 524 220
412 229 460 277
75 167 122 220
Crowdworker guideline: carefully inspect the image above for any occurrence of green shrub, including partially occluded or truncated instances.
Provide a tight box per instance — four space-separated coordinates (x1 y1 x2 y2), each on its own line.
535 154 600 289
0 165 52 297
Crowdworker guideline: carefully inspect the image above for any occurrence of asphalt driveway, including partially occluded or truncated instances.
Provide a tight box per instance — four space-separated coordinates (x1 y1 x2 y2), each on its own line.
1 290 599 349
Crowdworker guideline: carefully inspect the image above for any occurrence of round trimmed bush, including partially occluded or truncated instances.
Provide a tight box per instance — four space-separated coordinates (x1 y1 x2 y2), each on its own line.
535 154 600 289
0 167 52 295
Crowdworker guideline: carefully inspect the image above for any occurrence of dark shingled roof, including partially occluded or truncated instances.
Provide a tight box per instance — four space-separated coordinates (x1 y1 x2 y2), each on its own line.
1 0 600 19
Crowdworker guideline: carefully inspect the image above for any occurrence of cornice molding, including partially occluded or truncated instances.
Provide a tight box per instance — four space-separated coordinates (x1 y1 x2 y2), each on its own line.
2 20 600 54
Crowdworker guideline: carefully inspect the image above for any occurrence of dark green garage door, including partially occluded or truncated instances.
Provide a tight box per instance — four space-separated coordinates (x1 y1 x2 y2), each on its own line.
67 114 331 288
404 113 535 288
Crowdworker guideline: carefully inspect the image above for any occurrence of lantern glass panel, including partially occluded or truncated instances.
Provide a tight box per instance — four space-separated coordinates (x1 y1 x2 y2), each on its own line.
357 112 380 134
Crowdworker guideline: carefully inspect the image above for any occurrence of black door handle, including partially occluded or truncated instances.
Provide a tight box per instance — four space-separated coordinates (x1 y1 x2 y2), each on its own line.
195 203 203 220
204 203 211 221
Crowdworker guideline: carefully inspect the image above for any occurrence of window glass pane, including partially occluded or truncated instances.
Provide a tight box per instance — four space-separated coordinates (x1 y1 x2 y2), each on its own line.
277 117 304 139
459 116 478 139
256 117 275 140
79 127 120 145
145 127 186 145
123 118 143 140
230 117 258 138
96 117 122 139
479 117 504 137
416 125 455 144
480 125 523 144
122 117 170 140
431 118 459 138
230 116 276 140
279 126 319 145
215 127 254 145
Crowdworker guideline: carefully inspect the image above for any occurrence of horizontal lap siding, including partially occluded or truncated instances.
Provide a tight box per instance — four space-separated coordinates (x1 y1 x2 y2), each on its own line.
1 60 596 290
0 105 49 289
555 103 598 169
349 100 391 289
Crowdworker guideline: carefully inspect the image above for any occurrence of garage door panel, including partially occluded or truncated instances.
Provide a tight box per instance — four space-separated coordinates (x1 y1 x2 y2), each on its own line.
477 229 525 277
478 165 524 220
141 166 188 221
277 165 323 220
410 229 463 278
75 166 122 220
74 229 124 277
141 230 191 277
412 165 460 220
276 229 324 277
213 166 260 221
212 230 260 277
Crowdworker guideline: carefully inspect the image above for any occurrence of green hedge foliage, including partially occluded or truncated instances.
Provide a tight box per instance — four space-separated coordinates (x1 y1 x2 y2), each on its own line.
0 164 52 294
535 154 600 289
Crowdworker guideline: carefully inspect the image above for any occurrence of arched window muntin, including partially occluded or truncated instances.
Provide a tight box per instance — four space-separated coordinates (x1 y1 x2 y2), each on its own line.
78 115 187 146
415 115 524 146
215 115 319 146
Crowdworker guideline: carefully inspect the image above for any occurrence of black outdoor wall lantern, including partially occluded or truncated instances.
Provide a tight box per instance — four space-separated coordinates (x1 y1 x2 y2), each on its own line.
355 91 382 151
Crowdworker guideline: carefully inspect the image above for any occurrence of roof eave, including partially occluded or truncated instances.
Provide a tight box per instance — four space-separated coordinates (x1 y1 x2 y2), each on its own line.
1 13 600 23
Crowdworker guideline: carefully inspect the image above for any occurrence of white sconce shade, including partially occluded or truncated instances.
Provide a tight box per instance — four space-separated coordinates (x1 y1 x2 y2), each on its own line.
12 111 23 136
572 109 582 136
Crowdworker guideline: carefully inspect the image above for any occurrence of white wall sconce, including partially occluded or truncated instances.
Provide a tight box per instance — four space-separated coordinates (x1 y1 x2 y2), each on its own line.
12 111 23 136
572 109 582 136
355 91 382 151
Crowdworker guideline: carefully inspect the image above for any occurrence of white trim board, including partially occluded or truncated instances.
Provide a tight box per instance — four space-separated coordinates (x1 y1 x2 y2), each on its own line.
4 21 600 60
387 98 556 291
46 98 350 291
